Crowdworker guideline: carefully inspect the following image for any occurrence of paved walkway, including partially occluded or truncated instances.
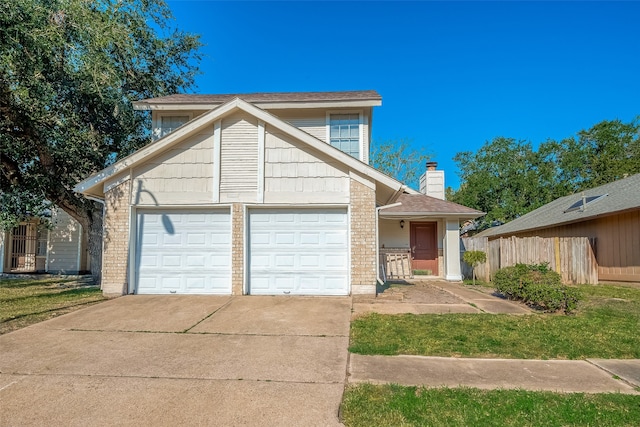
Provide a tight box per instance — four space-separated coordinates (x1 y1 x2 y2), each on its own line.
348 355 640 394
353 279 531 317
349 280 640 394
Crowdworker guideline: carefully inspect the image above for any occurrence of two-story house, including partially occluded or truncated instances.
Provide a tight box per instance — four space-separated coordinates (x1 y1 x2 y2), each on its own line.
74 91 482 296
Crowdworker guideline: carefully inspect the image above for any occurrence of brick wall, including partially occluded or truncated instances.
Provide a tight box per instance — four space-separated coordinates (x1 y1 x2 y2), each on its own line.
102 179 131 296
350 178 377 295
231 203 244 295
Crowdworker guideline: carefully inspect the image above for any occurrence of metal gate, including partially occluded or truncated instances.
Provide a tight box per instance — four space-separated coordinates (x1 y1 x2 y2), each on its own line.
10 224 38 272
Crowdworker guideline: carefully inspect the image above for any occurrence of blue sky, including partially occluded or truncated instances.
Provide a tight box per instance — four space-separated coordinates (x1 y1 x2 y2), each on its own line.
166 1 640 189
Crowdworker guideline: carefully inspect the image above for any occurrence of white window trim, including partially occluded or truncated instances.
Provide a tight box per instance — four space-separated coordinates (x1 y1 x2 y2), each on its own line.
152 111 193 140
326 110 364 162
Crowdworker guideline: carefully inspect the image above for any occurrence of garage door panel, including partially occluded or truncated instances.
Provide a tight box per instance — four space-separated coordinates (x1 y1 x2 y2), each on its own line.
136 210 231 295
249 208 349 295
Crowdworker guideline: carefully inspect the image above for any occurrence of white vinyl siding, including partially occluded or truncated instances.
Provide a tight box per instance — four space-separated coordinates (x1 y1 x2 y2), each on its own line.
47 209 82 273
131 130 215 205
248 208 349 295
135 209 231 294
219 112 259 202
263 130 349 204
276 109 327 141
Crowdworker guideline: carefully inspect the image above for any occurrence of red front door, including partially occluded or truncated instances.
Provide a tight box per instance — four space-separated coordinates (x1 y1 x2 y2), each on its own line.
410 222 438 275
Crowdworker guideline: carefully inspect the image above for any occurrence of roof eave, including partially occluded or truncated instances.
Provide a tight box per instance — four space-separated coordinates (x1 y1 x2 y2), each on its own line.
132 99 382 111
380 211 484 219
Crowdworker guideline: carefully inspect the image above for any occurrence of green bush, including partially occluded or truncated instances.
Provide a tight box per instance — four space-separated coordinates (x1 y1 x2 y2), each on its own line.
494 263 581 314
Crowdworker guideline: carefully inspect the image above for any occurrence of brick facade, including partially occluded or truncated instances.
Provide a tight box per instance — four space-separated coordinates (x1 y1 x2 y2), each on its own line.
349 178 377 295
231 203 244 295
102 179 131 296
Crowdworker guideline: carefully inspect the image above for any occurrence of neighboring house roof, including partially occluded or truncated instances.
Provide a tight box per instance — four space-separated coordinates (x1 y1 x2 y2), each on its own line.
133 90 383 110
379 193 484 219
477 173 640 238
74 97 410 200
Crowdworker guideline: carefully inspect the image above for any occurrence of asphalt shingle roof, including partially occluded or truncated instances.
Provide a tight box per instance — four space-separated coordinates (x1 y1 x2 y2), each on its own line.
380 193 484 218
136 90 382 105
478 173 640 238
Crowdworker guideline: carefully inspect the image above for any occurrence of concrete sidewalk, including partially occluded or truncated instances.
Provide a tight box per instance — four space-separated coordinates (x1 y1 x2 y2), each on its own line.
353 280 531 316
349 354 640 394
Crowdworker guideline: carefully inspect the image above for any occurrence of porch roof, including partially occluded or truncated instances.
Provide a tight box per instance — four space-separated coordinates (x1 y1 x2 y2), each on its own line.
379 193 484 219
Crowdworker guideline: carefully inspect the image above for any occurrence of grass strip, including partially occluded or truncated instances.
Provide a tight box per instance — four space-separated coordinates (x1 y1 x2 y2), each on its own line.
350 284 640 359
341 384 640 427
0 278 105 333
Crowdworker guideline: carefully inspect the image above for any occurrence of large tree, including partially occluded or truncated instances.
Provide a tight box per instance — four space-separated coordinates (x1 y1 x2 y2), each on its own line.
449 118 640 229
450 137 557 226
0 0 202 282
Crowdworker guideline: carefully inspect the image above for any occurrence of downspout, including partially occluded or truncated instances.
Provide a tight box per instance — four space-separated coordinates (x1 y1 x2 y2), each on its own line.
376 201 403 286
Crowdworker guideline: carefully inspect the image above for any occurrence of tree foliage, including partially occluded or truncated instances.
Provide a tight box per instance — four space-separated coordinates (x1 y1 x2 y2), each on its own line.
463 250 486 286
0 0 202 280
449 118 640 229
371 138 432 189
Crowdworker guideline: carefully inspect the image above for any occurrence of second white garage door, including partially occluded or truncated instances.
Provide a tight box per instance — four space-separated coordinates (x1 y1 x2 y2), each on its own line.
136 209 231 294
248 208 349 295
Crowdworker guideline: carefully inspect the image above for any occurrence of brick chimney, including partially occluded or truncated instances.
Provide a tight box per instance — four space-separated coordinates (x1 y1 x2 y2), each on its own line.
419 161 445 200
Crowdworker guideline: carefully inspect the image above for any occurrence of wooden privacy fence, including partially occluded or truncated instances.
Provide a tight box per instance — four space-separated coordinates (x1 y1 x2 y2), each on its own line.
461 236 598 285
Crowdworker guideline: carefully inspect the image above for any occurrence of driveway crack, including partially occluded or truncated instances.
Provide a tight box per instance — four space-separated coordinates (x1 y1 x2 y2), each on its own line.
182 297 234 333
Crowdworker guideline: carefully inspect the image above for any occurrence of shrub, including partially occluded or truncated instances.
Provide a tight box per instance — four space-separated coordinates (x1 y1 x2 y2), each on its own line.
494 263 581 314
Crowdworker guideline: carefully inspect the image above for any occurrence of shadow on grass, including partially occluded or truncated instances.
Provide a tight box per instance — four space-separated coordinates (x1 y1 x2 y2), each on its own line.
1 286 101 304
0 278 78 289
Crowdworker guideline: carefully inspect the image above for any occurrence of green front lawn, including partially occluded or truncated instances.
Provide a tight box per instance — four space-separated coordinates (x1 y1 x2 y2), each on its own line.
0 277 105 334
341 384 640 427
350 283 640 359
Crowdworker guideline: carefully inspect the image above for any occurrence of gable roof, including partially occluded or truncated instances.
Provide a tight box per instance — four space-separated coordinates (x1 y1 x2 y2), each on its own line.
379 193 484 219
74 97 407 199
133 90 382 110
478 173 640 238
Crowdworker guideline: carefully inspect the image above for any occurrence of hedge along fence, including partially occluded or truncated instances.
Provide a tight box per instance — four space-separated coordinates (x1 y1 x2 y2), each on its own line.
461 236 598 285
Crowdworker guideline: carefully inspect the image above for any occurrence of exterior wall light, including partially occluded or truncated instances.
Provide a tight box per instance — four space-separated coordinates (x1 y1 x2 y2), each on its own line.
400 220 405 229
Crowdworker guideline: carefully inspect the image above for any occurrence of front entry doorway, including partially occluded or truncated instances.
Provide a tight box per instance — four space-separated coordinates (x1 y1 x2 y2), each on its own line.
410 222 438 275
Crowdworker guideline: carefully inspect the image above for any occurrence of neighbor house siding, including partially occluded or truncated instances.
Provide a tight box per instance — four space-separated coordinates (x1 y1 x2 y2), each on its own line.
131 129 215 205
350 177 377 294
219 112 259 202
102 179 132 296
494 210 640 283
46 209 82 273
263 127 349 204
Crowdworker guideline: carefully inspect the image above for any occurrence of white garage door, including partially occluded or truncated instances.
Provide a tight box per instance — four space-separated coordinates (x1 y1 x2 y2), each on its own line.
136 209 231 294
248 208 349 295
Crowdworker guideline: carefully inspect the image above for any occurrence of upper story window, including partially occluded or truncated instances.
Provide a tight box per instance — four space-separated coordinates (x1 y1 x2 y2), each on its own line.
329 113 360 159
160 115 190 138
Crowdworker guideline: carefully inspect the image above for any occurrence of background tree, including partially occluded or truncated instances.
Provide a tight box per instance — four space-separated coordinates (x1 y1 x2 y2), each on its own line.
551 118 640 191
449 118 640 230
449 137 560 227
371 138 432 190
0 0 202 283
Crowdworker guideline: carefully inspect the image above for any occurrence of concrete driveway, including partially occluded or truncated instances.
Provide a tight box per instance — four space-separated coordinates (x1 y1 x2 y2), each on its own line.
0 295 351 426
